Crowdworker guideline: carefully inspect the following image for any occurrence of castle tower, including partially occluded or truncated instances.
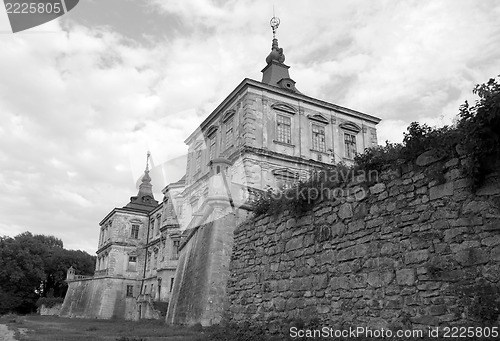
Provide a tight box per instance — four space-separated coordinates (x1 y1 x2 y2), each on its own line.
125 152 158 212
261 16 298 92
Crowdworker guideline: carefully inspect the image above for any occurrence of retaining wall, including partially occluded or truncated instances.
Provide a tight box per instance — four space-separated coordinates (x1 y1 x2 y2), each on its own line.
227 155 500 329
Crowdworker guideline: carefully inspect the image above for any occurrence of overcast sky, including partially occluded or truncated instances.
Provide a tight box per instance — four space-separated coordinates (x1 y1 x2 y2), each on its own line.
0 0 499 254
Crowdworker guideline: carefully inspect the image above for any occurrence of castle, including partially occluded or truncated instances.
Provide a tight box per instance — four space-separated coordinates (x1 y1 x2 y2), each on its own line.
60 17 381 325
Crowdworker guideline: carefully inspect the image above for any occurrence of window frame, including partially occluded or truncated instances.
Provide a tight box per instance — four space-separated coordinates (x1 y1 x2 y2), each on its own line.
209 134 216 160
126 285 134 297
172 240 180 260
311 123 326 152
130 224 139 239
344 132 357 159
225 118 234 149
276 114 292 145
195 149 201 172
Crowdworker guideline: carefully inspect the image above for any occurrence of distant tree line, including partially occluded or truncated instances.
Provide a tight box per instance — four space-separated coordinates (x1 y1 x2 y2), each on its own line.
0 232 95 314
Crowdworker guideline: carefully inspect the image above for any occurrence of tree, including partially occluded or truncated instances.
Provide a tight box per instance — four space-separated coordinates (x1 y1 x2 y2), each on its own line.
0 232 95 314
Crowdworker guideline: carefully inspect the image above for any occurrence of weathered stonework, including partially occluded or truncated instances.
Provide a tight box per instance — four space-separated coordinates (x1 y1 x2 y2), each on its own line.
60 277 138 320
39 303 62 316
227 156 500 328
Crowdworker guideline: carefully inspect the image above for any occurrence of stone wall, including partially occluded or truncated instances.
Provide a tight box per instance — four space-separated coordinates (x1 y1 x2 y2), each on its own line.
39 303 62 316
166 212 239 326
227 155 500 329
60 277 139 320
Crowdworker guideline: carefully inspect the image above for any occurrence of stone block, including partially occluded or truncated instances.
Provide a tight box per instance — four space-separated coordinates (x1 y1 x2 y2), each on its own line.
338 203 353 220
481 235 500 247
444 158 459 168
454 248 488 266
318 250 336 265
405 250 429 264
370 183 386 194
347 220 365 234
396 269 416 286
491 245 500 261
410 315 439 326
331 222 346 238
444 168 462 181
462 200 490 214
416 150 446 166
337 244 368 261
429 183 454 200
349 273 368 288
367 270 394 288
285 236 304 252
317 305 330 314
428 305 447 316
329 276 350 290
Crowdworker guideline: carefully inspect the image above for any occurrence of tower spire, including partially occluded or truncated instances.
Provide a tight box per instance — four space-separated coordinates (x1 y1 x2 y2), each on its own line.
145 151 151 172
124 152 158 211
266 15 285 64
261 14 298 92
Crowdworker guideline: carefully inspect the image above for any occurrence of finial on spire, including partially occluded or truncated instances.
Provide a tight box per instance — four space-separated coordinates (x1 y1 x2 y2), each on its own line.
145 151 151 172
266 14 285 64
270 16 280 40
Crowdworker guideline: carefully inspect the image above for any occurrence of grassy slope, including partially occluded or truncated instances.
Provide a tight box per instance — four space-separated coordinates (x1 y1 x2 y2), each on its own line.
0 315 206 341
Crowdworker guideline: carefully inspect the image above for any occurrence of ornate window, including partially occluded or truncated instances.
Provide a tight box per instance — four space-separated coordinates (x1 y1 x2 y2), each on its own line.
161 240 166 261
130 224 139 239
339 122 360 159
127 256 137 271
276 114 292 144
312 124 326 152
153 251 158 270
176 202 183 218
225 118 234 148
209 135 216 160
172 240 180 260
195 150 201 172
149 219 155 240
344 133 357 159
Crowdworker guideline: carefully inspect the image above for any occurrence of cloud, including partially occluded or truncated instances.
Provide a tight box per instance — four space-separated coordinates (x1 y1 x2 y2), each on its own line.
0 0 499 254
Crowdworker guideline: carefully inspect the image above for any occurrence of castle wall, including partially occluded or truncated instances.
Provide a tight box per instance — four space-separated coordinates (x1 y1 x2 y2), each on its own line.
227 155 500 329
39 303 62 316
60 277 140 320
166 212 238 326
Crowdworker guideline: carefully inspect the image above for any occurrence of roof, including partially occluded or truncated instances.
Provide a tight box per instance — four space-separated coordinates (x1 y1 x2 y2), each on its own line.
184 77 381 144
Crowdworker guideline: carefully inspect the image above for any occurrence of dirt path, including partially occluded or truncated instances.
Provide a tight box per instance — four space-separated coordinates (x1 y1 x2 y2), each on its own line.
0 324 17 341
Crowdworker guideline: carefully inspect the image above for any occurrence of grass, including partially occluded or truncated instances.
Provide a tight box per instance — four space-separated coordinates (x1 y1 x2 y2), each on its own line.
0 315 206 341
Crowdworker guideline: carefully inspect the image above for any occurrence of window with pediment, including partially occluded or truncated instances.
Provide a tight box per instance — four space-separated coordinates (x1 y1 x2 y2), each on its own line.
339 122 361 159
312 124 326 152
276 114 292 144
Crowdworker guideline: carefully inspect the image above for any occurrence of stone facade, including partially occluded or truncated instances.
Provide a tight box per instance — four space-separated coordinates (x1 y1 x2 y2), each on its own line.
39 303 63 316
61 23 381 324
166 77 380 325
227 155 500 329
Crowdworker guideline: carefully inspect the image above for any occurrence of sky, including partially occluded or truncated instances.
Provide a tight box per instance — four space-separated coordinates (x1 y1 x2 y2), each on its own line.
0 0 499 254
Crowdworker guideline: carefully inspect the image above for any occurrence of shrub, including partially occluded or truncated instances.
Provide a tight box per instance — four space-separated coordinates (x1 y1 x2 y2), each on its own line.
354 141 403 174
456 76 500 188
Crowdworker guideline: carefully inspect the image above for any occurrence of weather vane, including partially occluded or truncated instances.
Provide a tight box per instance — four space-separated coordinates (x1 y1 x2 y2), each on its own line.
270 6 280 39
146 151 151 172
